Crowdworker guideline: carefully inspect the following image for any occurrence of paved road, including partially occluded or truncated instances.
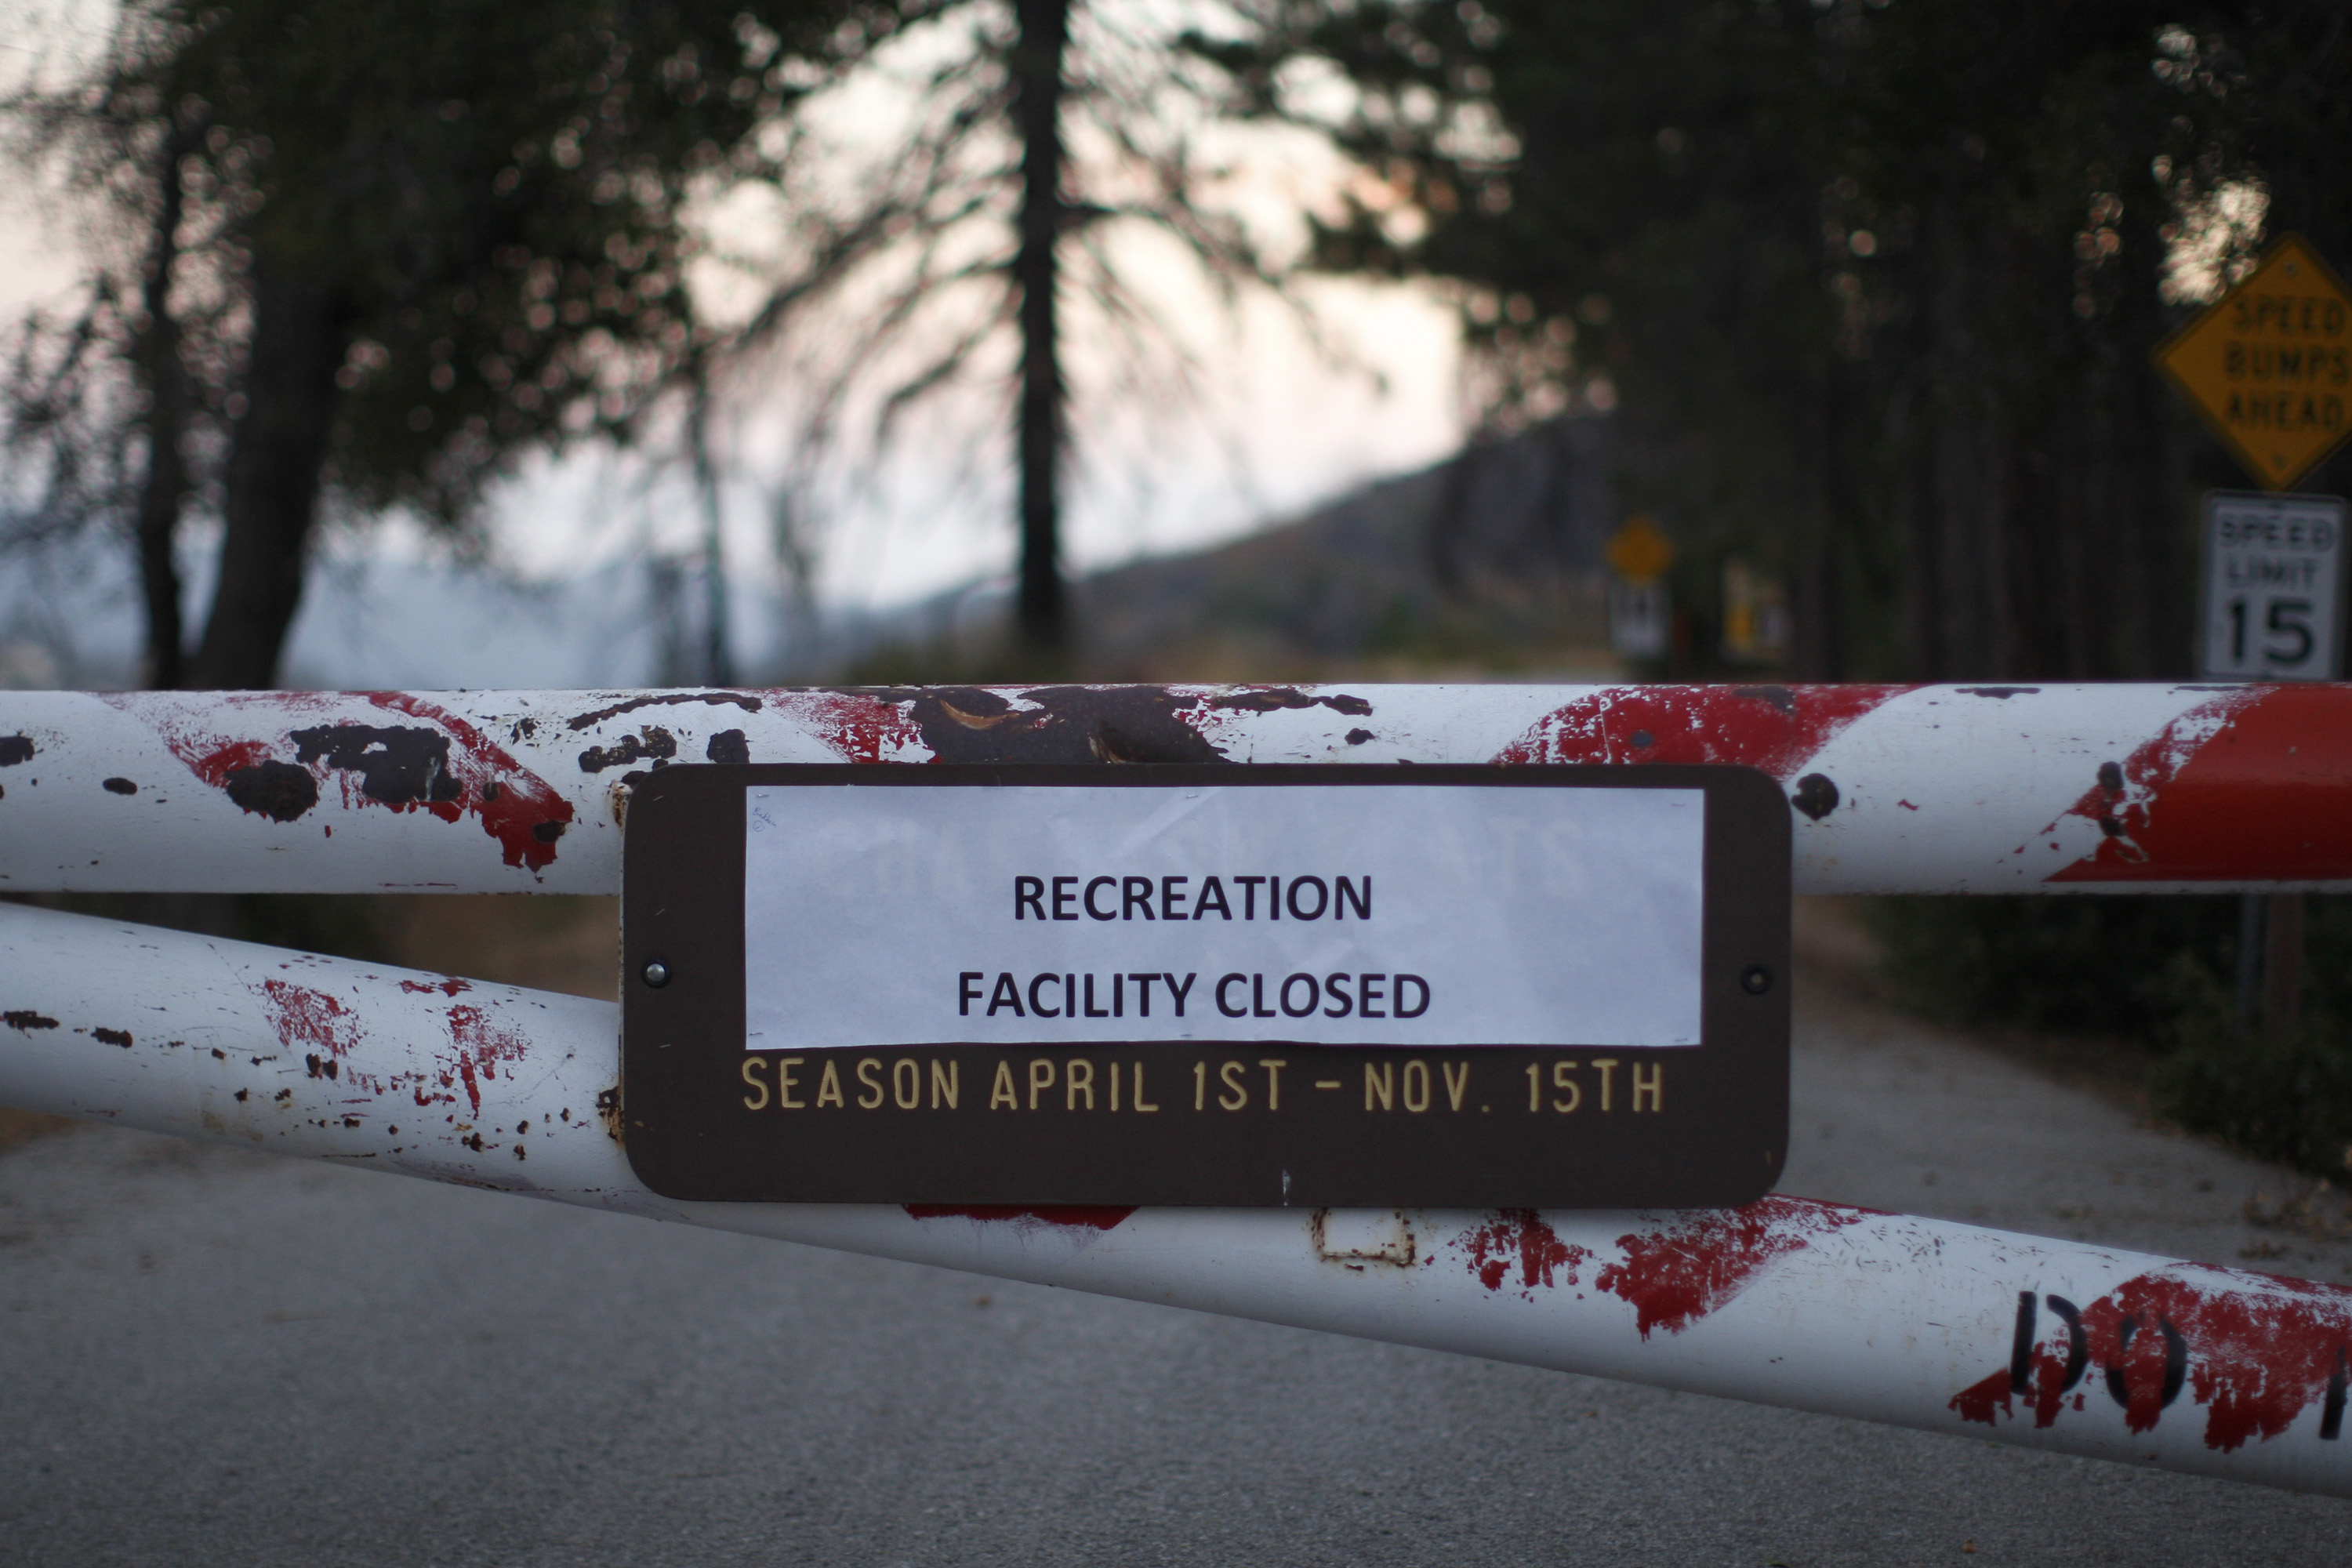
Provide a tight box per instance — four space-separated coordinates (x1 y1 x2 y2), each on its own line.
3 967 2350 1566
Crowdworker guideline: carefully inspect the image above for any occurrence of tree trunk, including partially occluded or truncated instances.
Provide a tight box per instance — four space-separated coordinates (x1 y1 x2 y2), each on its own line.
689 384 736 684
1793 372 1848 681
1011 0 1069 659
133 119 197 690
186 263 346 690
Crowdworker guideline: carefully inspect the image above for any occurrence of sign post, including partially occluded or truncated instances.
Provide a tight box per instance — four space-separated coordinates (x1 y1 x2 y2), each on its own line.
1719 560 1791 665
1605 514 1674 662
2160 234 2352 1035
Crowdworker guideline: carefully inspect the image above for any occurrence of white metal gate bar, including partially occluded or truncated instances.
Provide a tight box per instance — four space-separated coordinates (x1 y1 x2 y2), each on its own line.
2 681 2349 894
5 899 2350 1497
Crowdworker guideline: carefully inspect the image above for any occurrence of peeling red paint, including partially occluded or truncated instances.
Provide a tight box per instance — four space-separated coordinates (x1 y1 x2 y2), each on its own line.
770 691 926 763
1456 1210 1591 1294
444 1004 532 1117
398 978 472 996
1595 1196 1875 1338
1955 1324 2103 1432
1952 1265 2352 1451
178 737 275 787
903 1204 1136 1232
1951 1369 2016 1428
365 693 574 870
118 691 575 871
260 979 363 1059
1494 684 1906 779
2051 684 2352 883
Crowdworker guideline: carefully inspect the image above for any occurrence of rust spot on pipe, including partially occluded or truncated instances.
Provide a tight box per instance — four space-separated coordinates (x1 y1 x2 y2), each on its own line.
101 777 137 795
872 686 1229 764
0 735 33 765
1310 1207 1419 1270
226 760 319 821
595 1085 624 1144
578 727 677 773
3 1011 59 1031
1791 773 1841 821
291 724 461 805
92 1027 132 1047
1207 687 1374 717
566 691 763 730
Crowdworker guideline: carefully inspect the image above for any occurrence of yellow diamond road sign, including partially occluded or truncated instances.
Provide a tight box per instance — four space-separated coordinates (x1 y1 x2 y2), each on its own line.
2157 234 2352 491
1605 514 1675 585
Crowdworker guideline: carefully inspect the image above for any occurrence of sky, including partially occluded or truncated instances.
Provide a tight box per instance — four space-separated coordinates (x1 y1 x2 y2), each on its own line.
0 0 1469 633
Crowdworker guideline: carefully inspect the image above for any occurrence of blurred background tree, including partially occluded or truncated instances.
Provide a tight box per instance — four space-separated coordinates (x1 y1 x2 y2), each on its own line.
4 0 891 688
1218 0 2350 681
703 0 1316 667
1195 1 2352 1168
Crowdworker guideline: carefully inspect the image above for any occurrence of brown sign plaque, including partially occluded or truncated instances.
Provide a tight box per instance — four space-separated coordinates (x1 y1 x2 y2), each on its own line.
620 764 1789 1208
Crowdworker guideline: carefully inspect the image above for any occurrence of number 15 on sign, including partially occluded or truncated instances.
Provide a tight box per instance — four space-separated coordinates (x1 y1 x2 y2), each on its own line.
2199 491 2348 681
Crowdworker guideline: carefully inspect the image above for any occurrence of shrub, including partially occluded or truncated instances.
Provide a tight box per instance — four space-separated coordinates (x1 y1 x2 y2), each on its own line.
1871 894 2352 1177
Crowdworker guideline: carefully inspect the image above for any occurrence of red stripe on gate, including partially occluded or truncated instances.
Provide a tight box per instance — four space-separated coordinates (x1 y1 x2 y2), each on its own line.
2049 684 2352 884
1493 684 1908 778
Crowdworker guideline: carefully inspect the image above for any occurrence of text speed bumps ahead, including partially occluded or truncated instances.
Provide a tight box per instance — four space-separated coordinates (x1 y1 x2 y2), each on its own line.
621 764 1790 1207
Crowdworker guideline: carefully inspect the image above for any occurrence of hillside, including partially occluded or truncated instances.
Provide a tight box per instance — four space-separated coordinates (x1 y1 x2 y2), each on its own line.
851 414 1632 683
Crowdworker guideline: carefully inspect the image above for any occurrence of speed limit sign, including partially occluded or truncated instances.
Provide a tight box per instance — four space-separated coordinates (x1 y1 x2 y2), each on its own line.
2198 491 2347 681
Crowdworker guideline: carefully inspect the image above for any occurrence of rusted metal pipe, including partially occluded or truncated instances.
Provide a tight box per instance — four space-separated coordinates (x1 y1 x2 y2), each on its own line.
5 900 2350 1496
1 682 2349 894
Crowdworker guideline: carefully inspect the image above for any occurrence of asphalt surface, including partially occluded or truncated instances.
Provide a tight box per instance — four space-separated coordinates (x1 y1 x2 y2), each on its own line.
4 964 2351 1566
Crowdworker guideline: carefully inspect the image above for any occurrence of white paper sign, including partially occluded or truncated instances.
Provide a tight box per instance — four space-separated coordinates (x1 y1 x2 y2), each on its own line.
742 783 1704 1051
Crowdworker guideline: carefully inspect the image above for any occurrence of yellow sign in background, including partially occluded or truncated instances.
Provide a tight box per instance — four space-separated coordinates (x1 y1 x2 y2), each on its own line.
2157 234 2352 490
1605 514 1675 584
